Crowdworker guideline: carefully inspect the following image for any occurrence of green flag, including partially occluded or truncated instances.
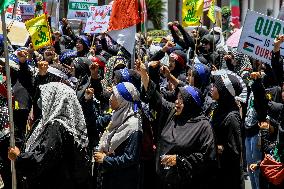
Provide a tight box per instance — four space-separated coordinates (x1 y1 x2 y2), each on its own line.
0 0 15 13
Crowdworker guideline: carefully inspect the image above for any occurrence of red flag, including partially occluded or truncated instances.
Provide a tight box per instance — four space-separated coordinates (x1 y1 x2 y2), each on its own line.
108 0 140 31
108 0 140 54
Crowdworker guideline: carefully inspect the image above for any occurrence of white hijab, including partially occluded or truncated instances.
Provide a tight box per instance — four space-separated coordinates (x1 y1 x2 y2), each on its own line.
25 82 88 152
98 82 142 153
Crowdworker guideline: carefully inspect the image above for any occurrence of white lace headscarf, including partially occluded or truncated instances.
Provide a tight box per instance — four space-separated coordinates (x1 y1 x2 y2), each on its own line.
25 82 88 152
98 82 142 153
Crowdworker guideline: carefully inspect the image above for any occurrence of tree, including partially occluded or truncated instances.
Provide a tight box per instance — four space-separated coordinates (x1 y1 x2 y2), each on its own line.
146 0 165 29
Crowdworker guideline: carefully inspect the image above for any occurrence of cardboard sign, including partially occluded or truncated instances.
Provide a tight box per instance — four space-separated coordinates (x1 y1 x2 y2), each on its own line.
238 10 284 64
0 20 29 46
67 0 98 23
84 5 112 33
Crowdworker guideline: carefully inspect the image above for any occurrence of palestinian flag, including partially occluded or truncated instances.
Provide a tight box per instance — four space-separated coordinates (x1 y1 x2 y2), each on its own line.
243 42 254 53
231 0 240 28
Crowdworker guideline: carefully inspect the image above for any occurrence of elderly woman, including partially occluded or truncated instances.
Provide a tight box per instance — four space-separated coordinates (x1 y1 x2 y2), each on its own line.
137 60 217 189
94 82 143 189
8 82 90 189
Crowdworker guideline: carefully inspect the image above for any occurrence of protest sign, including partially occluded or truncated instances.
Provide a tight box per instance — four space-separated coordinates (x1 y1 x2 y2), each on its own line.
20 4 35 21
0 20 30 46
25 14 52 50
84 5 112 34
5 4 22 21
67 0 98 23
238 10 284 64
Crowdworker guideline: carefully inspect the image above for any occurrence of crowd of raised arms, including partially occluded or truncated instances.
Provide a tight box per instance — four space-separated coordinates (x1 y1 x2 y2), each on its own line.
0 19 283 189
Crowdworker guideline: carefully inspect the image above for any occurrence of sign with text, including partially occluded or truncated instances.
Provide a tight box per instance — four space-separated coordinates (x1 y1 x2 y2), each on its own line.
67 0 98 23
20 4 35 21
238 10 284 64
84 5 112 34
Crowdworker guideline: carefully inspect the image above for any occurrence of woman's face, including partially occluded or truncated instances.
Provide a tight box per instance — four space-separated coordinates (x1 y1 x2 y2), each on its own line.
175 92 184 115
76 40 84 52
211 85 219 101
191 29 197 38
169 57 175 71
187 69 194 86
202 42 211 51
110 94 120 110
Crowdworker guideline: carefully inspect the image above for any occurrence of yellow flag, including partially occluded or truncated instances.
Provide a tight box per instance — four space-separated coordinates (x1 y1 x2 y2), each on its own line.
182 0 204 27
207 0 216 23
25 14 52 50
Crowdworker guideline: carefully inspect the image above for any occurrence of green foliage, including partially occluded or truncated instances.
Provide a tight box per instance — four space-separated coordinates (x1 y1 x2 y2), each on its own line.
222 6 231 18
35 1 43 12
146 0 165 30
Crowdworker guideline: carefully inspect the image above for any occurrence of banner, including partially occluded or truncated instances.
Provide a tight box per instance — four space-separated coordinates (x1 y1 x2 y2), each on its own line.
5 1 28 21
237 10 284 64
67 0 98 23
25 14 52 50
84 5 112 34
182 0 204 27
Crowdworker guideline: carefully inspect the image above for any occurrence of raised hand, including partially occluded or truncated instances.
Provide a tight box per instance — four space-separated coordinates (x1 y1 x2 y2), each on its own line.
17 50 28 64
274 35 284 52
38 61 49 76
89 62 99 79
85 88 94 100
8 146 20 161
162 41 175 52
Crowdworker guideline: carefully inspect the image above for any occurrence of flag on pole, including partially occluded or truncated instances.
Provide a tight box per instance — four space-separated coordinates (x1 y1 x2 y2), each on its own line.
231 0 240 28
25 14 52 50
140 0 147 34
0 0 15 13
182 0 204 27
207 0 215 23
108 0 140 54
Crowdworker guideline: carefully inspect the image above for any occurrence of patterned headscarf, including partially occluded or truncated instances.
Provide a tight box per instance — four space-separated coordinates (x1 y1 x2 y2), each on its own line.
102 52 128 88
0 96 9 141
25 82 88 152
230 48 252 76
98 82 142 153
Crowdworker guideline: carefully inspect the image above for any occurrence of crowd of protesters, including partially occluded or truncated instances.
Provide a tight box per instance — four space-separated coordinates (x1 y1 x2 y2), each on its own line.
0 18 283 189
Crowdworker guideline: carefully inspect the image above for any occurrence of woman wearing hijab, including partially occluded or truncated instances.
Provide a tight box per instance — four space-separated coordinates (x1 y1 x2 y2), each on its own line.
113 68 157 189
76 35 91 57
137 60 217 189
211 70 245 189
8 82 90 189
94 82 143 189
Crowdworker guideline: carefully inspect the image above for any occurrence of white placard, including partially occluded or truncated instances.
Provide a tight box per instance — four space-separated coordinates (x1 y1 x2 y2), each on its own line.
84 5 112 34
238 10 284 64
